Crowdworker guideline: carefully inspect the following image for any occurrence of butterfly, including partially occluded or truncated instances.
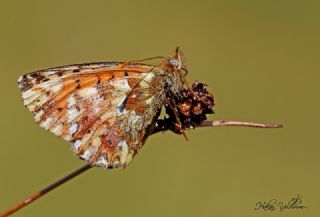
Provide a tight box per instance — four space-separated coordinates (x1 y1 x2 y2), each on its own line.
18 47 215 169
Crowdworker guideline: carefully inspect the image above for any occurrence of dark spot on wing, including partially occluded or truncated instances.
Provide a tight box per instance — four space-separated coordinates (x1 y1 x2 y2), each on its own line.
29 72 48 84
107 139 113 146
18 75 32 91
30 73 40 79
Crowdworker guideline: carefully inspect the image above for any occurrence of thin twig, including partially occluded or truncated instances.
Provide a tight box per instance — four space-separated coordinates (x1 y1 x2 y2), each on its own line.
0 164 92 217
198 120 283 128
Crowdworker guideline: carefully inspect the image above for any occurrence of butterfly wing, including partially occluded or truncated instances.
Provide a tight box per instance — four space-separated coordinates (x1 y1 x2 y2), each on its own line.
18 62 166 168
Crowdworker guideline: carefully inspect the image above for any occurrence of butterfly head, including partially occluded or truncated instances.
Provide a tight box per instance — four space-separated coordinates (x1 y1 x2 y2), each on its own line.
167 47 188 76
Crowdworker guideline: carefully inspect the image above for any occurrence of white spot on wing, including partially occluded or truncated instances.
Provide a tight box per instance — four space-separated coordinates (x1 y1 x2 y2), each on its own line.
92 137 101 147
46 71 59 75
81 147 94 160
40 116 53 129
139 72 155 88
144 72 154 82
78 87 98 98
67 96 77 108
23 91 41 105
117 140 129 164
22 90 33 99
52 124 63 136
49 83 63 93
35 110 45 122
110 79 131 91
69 123 78 135
18 76 23 83
94 156 109 167
73 140 82 151
67 108 79 122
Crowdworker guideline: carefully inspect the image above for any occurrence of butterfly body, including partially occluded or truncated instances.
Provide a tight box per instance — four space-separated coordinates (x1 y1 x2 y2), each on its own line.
18 48 191 168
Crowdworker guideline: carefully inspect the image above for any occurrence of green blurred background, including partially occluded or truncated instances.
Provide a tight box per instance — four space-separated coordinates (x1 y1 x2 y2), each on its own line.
0 1 319 217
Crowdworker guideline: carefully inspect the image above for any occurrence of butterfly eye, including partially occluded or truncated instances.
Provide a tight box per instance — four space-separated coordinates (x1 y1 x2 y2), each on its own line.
168 58 181 68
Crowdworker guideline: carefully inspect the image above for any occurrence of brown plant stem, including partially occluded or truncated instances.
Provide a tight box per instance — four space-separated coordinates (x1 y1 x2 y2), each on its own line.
198 120 283 128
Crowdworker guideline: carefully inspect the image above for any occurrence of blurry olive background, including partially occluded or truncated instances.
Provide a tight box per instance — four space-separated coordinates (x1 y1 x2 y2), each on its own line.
0 1 319 217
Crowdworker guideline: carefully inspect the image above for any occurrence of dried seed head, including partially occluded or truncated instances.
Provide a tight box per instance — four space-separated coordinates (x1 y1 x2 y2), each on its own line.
175 81 215 129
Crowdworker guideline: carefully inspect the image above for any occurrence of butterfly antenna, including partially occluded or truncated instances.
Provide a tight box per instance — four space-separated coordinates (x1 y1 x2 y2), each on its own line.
0 164 92 217
119 56 167 66
199 120 283 128
131 56 167 62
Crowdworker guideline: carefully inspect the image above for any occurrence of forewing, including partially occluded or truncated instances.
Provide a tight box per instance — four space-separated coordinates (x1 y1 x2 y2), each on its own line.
18 62 165 168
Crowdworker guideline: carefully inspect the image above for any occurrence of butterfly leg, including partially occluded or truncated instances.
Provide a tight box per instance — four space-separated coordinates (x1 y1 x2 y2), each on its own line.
152 97 188 140
164 97 189 141
152 118 171 134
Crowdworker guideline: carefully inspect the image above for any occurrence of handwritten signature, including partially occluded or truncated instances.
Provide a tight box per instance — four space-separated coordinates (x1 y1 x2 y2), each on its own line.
254 194 307 211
